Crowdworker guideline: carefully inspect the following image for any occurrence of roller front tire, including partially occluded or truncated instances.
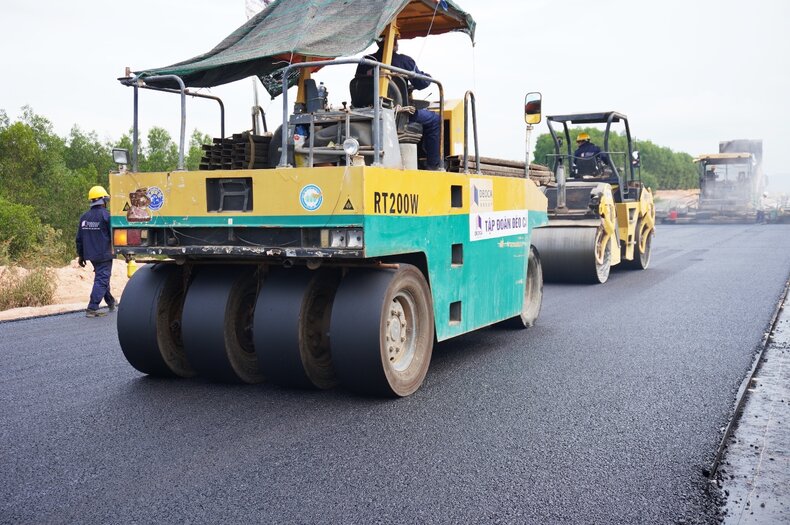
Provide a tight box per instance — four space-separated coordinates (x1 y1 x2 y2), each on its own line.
330 265 434 397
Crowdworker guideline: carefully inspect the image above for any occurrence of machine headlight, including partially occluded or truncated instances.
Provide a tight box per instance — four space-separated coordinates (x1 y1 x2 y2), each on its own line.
342 138 360 156
329 229 347 248
321 228 363 249
112 148 130 165
346 229 363 248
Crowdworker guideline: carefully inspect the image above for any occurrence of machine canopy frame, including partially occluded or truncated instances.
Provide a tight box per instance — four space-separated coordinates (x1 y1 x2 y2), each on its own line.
545 111 639 198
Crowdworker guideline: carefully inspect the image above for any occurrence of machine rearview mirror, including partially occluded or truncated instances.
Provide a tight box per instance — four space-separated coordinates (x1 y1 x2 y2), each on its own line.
524 92 542 125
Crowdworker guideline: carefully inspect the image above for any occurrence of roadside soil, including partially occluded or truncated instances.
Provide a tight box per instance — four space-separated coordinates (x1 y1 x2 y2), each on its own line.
0 259 130 322
653 189 699 210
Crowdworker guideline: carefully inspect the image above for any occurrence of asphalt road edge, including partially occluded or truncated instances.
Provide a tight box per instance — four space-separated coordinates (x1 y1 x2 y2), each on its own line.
706 274 790 478
0 304 110 324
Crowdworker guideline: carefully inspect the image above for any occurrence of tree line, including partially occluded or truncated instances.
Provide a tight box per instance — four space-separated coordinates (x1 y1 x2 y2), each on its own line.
0 106 209 265
532 127 699 190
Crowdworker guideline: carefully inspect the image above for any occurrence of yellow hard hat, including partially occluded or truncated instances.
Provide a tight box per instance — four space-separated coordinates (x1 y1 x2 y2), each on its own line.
88 185 110 201
576 132 590 142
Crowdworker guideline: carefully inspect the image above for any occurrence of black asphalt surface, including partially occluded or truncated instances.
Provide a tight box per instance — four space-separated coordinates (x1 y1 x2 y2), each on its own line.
2 224 789 524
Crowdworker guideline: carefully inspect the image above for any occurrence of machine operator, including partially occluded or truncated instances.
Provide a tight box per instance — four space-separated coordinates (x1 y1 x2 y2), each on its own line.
356 36 442 171
574 132 609 166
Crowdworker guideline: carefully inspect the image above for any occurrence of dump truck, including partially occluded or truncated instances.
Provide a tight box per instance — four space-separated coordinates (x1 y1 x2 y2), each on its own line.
531 112 655 284
109 0 548 397
692 139 764 222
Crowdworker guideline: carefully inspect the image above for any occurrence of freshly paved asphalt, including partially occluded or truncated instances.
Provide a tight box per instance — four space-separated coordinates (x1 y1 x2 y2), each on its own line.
2 224 789 524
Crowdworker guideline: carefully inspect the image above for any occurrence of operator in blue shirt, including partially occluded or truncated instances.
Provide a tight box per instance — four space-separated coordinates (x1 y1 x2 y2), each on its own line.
356 36 443 171
574 132 609 166
76 186 116 317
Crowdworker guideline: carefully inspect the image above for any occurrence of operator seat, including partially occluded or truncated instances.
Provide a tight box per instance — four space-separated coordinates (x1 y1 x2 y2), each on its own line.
349 76 423 143
574 155 602 177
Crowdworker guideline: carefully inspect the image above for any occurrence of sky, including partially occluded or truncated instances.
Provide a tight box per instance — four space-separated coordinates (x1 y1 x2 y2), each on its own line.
2 0 789 190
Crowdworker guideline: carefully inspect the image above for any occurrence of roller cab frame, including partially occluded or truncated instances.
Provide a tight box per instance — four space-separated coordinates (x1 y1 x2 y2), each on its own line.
531 111 656 284
109 1 548 396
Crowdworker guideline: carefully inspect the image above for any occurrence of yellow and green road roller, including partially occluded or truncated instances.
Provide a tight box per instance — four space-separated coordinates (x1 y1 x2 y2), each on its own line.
109 0 548 396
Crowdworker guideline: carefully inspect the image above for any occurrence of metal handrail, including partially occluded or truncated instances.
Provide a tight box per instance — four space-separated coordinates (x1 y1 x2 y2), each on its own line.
463 90 480 174
123 74 187 171
252 105 268 134
122 74 232 172
546 152 629 174
135 83 226 142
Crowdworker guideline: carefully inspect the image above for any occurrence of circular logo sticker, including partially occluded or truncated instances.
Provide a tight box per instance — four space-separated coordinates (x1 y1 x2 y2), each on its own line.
147 186 165 211
300 184 323 211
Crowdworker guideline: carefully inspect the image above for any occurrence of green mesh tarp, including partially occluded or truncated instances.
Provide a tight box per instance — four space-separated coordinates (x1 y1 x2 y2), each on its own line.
136 0 475 96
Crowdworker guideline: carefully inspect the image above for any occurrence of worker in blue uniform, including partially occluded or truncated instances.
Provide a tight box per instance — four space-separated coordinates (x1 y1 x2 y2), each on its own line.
76 186 116 317
574 132 609 165
356 36 443 171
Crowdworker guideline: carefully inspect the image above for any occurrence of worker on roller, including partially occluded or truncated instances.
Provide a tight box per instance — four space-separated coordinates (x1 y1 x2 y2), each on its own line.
356 35 442 171
76 186 117 317
574 132 609 167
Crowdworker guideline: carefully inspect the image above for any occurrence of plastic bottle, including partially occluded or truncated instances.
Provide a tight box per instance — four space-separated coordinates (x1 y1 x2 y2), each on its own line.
317 82 328 110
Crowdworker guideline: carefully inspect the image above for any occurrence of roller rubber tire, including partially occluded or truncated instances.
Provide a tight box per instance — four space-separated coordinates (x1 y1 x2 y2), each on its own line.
181 266 263 384
117 264 195 378
330 265 434 397
254 268 340 389
505 245 543 328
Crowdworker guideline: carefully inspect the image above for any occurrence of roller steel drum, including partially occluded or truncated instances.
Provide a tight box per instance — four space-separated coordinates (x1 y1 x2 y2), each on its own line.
532 226 611 284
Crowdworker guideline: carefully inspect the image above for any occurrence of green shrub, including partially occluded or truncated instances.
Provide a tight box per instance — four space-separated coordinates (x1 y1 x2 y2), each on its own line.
0 267 56 310
0 196 73 265
641 171 660 192
0 239 11 266
23 225 73 267
0 196 43 259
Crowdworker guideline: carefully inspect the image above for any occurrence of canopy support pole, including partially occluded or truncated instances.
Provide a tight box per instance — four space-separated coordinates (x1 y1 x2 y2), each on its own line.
132 84 139 173
141 74 187 170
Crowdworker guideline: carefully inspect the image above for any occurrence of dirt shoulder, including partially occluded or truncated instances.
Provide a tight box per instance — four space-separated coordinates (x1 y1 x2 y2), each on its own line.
0 259 129 322
653 189 699 208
